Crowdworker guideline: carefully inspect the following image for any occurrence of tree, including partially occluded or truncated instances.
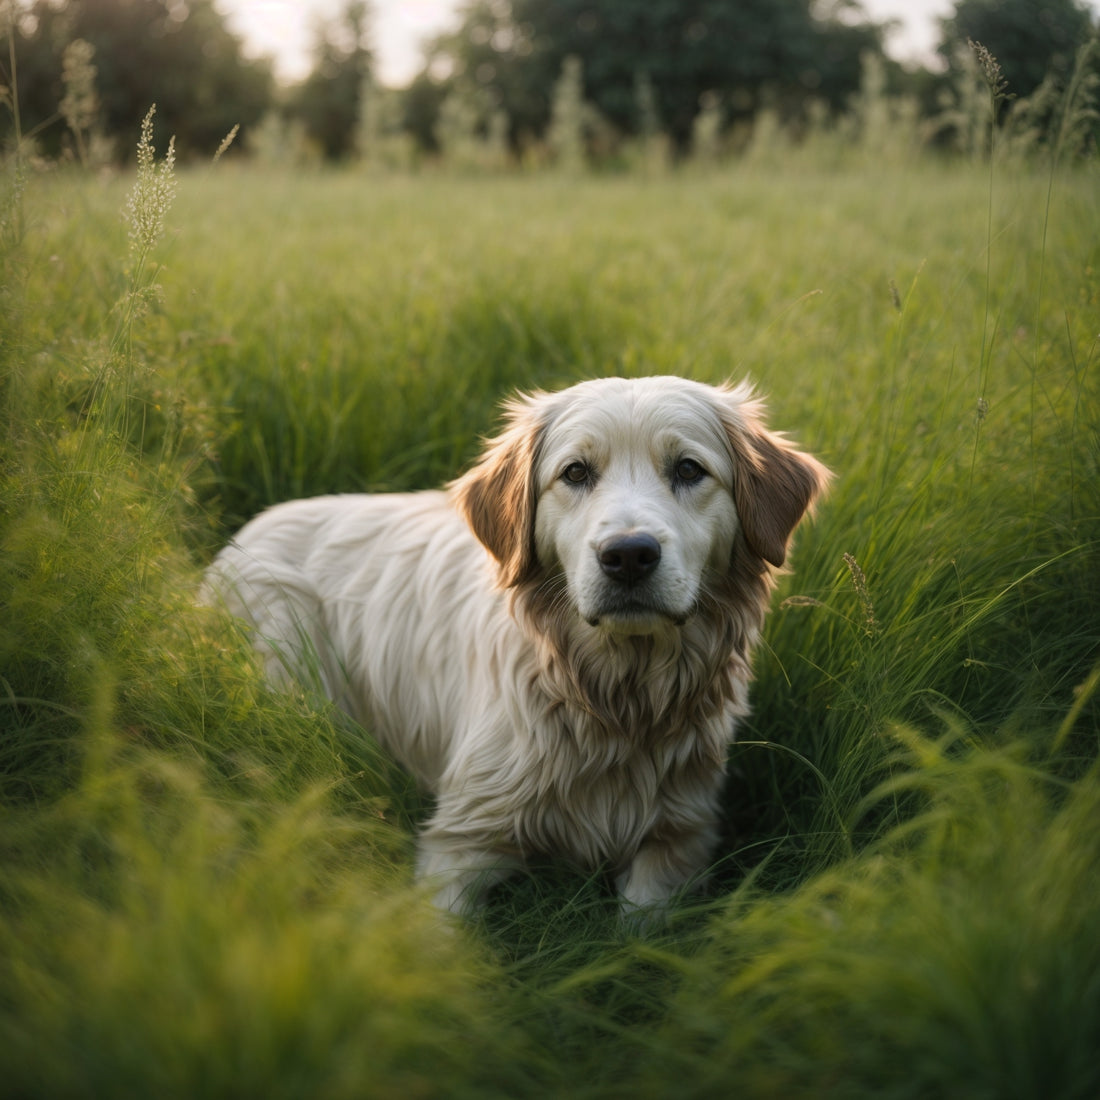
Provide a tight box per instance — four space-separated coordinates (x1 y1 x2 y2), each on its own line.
938 0 1096 99
418 0 543 151
421 0 886 152
5 0 273 160
293 1 373 160
402 69 451 154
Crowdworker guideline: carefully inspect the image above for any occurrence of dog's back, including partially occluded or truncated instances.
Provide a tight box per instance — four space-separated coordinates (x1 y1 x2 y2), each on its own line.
203 492 512 788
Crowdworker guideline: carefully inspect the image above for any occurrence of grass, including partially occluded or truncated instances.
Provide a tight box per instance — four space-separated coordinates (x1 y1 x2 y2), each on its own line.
1 151 1098 1097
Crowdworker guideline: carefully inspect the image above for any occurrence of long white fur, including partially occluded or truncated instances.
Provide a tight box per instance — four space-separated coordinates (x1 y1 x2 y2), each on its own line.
203 376 830 919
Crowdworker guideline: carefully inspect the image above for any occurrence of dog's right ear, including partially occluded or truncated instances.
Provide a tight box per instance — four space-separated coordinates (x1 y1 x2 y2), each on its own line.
450 395 545 588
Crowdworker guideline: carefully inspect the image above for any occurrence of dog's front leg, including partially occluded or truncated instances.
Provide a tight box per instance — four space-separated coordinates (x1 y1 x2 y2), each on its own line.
415 832 523 917
615 823 718 926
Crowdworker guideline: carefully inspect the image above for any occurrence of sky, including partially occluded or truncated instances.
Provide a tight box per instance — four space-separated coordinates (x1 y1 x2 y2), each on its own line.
216 0 963 87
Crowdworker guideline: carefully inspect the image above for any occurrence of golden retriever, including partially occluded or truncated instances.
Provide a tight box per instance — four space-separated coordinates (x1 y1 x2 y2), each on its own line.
204 376 830 920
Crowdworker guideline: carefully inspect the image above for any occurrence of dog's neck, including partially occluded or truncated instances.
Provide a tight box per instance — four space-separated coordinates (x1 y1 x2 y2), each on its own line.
511 561 772 743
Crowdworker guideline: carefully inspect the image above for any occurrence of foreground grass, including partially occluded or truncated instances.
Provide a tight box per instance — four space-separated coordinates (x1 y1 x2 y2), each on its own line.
1 161 1098 1097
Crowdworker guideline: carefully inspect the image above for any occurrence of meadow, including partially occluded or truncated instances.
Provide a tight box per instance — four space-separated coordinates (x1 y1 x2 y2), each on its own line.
1 144 1098 1096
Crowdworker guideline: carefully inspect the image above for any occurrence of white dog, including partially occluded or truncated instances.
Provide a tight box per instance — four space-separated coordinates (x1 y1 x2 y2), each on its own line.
204 376 830 919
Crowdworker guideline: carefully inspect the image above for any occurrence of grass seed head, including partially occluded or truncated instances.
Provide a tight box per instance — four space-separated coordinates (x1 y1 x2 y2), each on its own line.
843 552 879 638
60 39 99 141
213 123 240 166
968 39 1011 104
125 104 176 258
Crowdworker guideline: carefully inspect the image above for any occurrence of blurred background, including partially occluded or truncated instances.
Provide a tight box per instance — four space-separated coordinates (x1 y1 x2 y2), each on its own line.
3 6 1100 1094
4 0 1098 168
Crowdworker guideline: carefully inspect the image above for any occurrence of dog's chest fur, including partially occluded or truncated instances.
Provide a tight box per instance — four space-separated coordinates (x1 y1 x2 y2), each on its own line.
516 701 734 870
430 620 752 873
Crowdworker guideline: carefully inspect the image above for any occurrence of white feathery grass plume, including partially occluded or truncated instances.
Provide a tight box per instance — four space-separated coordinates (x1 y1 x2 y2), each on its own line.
125 104 176 259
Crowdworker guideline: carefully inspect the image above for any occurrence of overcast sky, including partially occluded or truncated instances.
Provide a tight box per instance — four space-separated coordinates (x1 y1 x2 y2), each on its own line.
217 0 972 87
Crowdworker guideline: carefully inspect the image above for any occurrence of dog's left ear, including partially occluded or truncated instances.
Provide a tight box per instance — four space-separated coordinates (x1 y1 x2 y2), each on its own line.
720 389 832 568
450 395 545 588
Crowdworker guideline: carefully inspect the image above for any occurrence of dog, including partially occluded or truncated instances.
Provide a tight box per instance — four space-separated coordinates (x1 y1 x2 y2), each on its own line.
203 376 830 920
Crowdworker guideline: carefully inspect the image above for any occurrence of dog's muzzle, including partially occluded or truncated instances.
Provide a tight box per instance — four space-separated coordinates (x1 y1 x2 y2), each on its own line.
586 533 690 631
597 533 661 586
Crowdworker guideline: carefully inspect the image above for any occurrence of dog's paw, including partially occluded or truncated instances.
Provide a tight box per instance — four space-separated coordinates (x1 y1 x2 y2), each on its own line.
617 896 671 936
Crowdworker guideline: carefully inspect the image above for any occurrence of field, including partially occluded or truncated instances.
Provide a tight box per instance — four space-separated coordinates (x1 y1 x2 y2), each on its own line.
2 151 1099 1097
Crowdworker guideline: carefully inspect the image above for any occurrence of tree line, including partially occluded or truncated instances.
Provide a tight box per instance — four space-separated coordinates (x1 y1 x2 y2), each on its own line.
3 0 1097 164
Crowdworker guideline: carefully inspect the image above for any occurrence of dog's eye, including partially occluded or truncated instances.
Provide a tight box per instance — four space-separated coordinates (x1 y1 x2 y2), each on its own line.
562 461 592 486
674 458 706 485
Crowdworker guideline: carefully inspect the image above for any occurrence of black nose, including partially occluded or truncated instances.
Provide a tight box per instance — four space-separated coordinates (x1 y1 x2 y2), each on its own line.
598 533 662 585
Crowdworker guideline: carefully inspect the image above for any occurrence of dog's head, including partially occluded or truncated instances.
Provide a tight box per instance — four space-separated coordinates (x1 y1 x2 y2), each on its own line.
451 376 830 635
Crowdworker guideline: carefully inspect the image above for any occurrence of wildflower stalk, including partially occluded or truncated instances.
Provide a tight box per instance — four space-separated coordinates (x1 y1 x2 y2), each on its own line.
843 553 879 639
212 123 239 167
118 104 176 346
60 38 99 167
549 56 586 174
88 104 176 440
967 40 1010 491
1 2 31 449
2 5 26 248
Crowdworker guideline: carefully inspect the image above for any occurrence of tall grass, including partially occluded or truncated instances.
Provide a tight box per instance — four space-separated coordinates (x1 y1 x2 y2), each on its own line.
1 122 1098 1095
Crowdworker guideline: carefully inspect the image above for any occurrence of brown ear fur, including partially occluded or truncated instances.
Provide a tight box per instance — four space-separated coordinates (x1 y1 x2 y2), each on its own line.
722 394 831 568
449 397 544 588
